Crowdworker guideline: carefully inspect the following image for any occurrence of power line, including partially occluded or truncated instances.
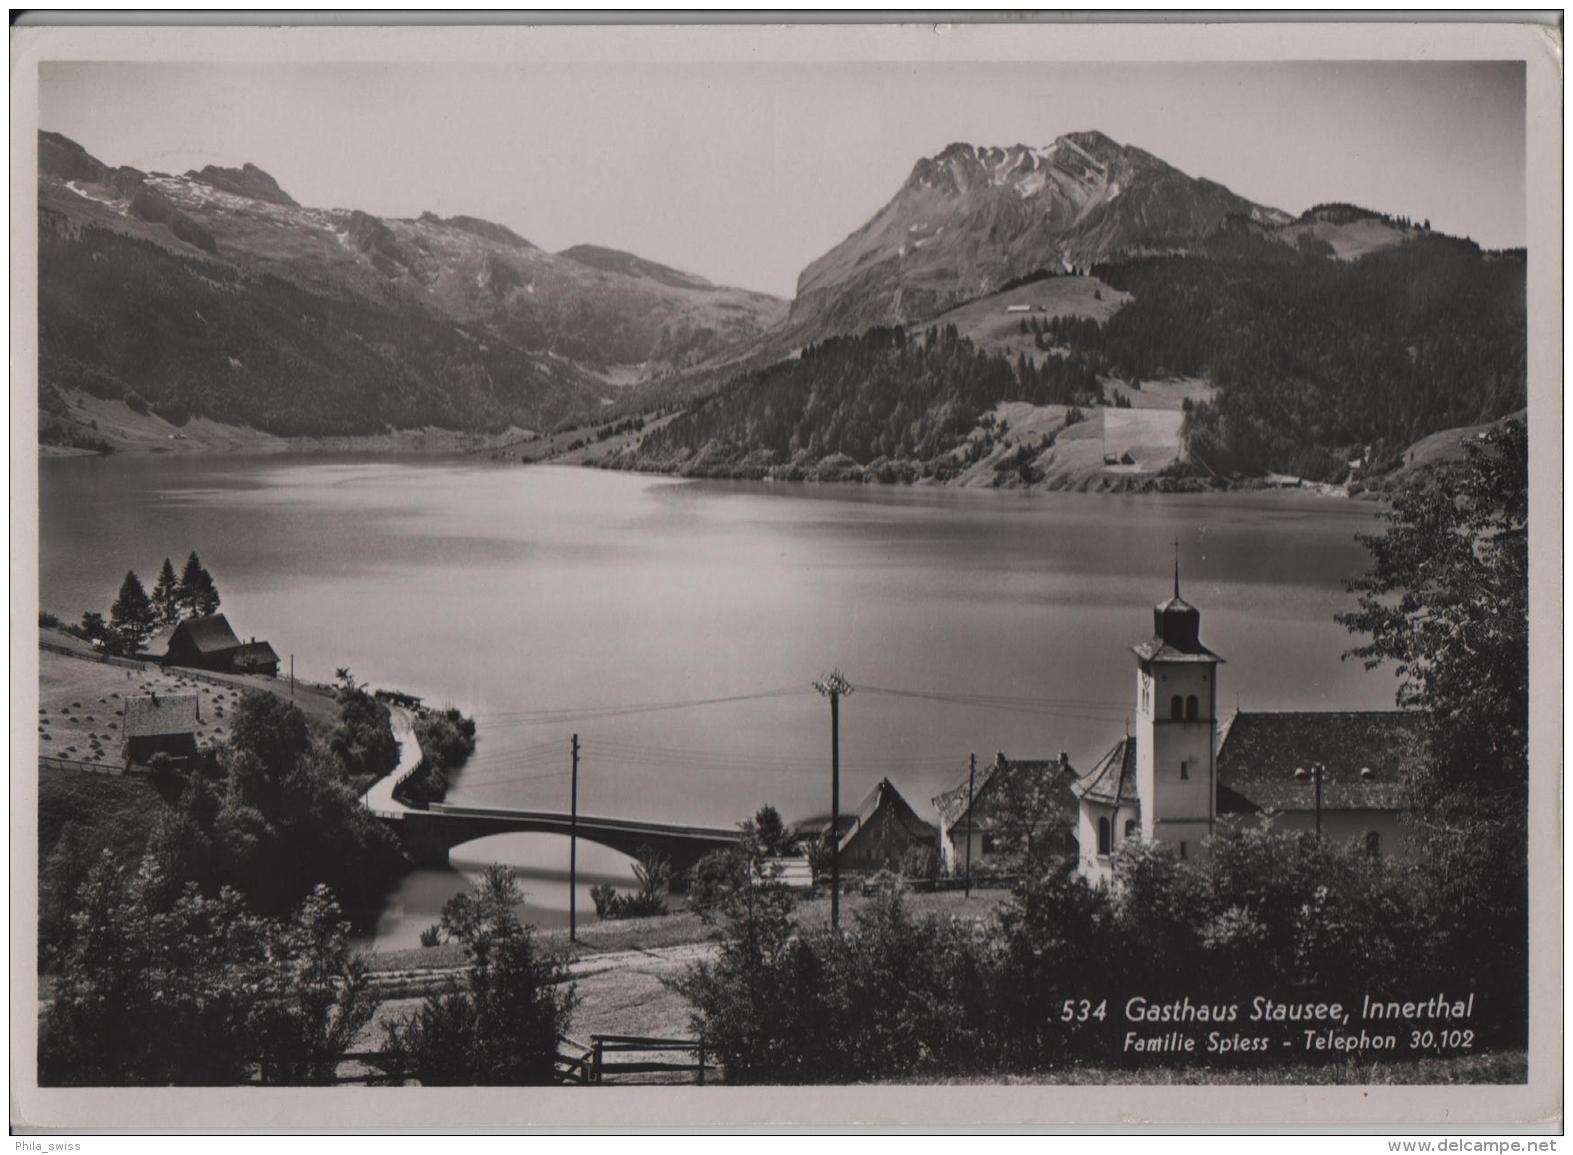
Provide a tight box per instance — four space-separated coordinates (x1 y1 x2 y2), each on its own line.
472 685 809 725
448 768 571 790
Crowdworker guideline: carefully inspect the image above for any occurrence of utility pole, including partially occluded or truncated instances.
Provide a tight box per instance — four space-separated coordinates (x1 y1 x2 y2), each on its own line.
1295 762 1324 839
570 733 580 942
813 670 853 932
964 752 976 900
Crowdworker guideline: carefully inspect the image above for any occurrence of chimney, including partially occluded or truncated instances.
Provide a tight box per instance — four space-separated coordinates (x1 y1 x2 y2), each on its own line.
1059 750 1070 769
995 751 1007 769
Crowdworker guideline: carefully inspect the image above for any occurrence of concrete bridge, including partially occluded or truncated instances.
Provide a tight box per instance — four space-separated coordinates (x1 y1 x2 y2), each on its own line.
362 711 740 870
387 801 741 871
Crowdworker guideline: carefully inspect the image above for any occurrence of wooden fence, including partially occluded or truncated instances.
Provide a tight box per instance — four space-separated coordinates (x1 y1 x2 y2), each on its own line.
584 1034 713 1085
39 640 148 672
250 1035 712 1086
39 755 136 776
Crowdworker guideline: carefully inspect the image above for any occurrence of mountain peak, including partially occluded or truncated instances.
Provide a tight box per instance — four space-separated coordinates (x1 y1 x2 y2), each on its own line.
38 130 110 184
186 162 297 207
796 130 1289 338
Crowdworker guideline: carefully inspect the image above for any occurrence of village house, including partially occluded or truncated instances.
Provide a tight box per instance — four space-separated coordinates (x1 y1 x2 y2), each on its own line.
229 638 281 676
931 751 1080 875
122 692 201 769
1072 571 1415 885
797 778 938 873
163 613 279 676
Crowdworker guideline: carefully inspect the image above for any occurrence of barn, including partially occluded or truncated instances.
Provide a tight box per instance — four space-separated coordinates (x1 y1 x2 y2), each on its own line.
164 613 243 671
122 693 200 769
163 613 278 676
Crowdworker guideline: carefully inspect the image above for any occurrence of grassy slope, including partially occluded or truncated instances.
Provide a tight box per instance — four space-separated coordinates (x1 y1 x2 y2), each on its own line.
929 276 1131 359
39 767 176 869
35 641 346 884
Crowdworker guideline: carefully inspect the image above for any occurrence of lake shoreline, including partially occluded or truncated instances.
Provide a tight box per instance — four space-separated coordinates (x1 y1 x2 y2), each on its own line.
43 434 1376 500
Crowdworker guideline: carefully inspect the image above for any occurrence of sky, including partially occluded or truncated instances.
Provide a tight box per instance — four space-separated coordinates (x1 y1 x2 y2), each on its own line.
40 60 1525 299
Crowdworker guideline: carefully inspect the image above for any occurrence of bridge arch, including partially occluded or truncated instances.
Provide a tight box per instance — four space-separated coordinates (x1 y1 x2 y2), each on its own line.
389 804 739 873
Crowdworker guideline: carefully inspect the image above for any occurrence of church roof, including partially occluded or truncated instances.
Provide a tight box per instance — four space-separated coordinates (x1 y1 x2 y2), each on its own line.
1216 710 1419 813
1073 736 1139 810
1133 582 1223 663
1131 638 1224 663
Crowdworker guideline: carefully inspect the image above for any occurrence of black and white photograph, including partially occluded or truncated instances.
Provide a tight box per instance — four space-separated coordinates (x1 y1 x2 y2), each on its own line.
10 17 1561 1133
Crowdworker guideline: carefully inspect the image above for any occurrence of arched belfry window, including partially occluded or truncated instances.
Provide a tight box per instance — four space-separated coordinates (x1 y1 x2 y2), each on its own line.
1170 695 1184 721
1186 694 1200 721
1097 816 1112 856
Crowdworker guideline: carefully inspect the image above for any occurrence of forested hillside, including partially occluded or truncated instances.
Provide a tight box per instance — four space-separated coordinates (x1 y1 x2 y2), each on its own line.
634 325 1104 469
1076 232 1526 479
623 228 1525 486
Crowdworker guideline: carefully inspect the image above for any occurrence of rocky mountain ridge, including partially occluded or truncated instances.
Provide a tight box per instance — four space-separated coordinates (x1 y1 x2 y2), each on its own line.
37 130 787 445
789 130 1293 341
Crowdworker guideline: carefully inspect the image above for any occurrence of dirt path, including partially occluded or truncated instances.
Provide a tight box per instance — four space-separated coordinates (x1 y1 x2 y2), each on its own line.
366 939 715 1054
361 706 420 817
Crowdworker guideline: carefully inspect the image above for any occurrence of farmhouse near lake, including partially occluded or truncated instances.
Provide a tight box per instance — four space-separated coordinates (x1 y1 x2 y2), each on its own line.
163 612 280 677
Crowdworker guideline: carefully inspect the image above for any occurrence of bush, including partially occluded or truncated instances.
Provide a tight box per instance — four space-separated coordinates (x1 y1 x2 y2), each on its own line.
395 706 478 806
679 882 996 1083
40 855 376 1086
899 844 939 882
330 686 398 781
590 848 671 920
415 707 477 769
382 866 575 1085
678 819 1463 1083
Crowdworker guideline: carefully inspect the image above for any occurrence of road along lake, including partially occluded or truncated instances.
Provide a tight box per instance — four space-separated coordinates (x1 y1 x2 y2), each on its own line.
40 455 1398 948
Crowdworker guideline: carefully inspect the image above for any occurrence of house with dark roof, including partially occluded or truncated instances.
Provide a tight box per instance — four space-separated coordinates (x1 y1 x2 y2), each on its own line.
796 778 938 873
163 613 279 676
165 613 242 670
230 639 281 677
1072 568 1415 885
932 751 1080 874
122 693 201 768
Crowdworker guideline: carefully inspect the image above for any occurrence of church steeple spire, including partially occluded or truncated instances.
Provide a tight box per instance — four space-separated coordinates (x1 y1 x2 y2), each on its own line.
1173 535 1181 598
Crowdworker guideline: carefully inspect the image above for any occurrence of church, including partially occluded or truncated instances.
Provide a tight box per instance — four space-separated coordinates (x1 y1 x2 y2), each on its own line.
1070 570 1417 886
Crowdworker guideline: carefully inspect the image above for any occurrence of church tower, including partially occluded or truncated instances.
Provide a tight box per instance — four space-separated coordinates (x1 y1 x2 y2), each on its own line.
1130 553 1222 857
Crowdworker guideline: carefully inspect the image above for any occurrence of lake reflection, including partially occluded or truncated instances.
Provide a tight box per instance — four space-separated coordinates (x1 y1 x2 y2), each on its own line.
359 834 648 951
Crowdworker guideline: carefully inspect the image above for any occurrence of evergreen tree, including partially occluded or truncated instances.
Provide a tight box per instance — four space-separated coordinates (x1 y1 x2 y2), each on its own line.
151 557 181 624
382 866 575 1085
178 551 220 617
108 570 156 653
